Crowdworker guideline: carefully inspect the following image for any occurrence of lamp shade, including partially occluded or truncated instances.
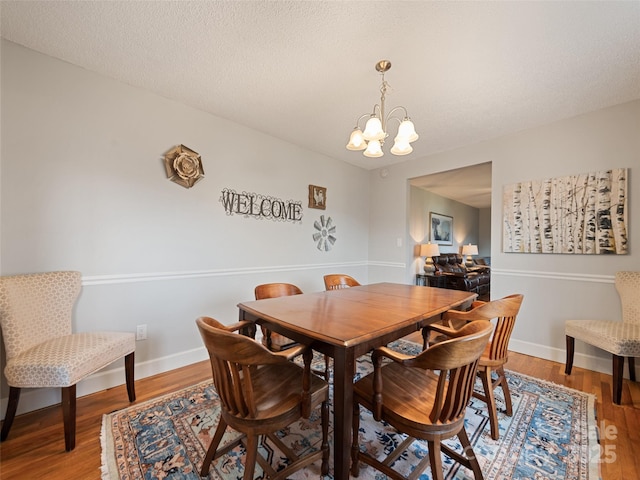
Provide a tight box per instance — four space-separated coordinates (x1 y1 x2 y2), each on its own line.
362 116 385 141
420 243 440 257
363 139 383 157
397 119 419 142
346 128 367 150
461 244 478 256
390 138 413 156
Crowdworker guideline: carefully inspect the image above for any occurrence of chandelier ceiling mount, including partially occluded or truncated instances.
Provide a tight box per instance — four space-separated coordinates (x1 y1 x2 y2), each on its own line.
346 60 418 158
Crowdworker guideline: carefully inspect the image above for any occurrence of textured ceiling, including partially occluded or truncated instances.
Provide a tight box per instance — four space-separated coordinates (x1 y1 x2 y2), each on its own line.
410 162 493 210
2 1 639 208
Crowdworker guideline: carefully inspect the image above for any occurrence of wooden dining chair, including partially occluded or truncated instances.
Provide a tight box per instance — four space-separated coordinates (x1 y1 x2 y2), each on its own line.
565 271 640 405
254 283 330 380
254 283 302 351
196 316 329 480
351 320 493 480
0 271 136 451
323 274 361 290
426 294 524 440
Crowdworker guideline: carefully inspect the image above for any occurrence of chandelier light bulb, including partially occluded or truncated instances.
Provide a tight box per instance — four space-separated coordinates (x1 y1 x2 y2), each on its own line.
390 139 413 156
398 119 419 143
363 139 383 157
346 128 367 150
362 116 385 141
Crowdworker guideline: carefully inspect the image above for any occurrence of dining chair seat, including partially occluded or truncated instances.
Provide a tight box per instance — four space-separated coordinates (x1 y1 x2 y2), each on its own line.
565 320 640 356
4 331 133 388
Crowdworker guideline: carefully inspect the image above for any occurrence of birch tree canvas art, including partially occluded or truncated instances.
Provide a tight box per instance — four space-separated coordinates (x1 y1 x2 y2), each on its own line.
503 168 628 254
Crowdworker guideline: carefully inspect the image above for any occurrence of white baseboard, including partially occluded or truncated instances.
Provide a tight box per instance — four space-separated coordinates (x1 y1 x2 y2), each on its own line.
0 346 209 420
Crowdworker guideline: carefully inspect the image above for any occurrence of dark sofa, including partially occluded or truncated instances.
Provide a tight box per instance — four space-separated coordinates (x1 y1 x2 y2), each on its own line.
432 253 490 295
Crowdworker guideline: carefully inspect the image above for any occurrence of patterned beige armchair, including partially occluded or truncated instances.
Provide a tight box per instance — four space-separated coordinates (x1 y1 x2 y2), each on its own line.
0 271 136 451
565 271 640 405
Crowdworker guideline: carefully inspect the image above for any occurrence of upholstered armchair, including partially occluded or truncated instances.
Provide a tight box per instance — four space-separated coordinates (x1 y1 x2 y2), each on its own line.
432 253 490 295
0 271 136 451
565 271 640 405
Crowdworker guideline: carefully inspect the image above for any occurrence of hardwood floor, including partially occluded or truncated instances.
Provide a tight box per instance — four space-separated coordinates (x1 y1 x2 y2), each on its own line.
1 351 639 479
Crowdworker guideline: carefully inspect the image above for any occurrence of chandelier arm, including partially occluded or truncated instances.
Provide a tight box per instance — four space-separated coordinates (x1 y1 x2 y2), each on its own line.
384 106 410 124
353 113 371 129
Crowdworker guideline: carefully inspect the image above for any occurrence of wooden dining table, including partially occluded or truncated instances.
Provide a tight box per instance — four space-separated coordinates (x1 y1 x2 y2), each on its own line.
237 282 476 480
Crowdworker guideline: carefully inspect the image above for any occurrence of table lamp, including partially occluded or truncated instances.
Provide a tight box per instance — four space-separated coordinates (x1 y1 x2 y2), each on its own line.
462 244 478 268
420 243 440 273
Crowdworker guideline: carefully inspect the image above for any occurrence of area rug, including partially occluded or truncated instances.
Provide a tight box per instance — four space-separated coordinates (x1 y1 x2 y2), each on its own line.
101 340 600 480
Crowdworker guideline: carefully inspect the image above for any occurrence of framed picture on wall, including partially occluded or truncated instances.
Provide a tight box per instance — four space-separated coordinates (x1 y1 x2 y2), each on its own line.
430 212 453 245
308 185 327 210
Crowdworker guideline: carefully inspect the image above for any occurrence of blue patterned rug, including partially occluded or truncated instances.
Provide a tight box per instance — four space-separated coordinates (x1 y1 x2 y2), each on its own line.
101 340 599 480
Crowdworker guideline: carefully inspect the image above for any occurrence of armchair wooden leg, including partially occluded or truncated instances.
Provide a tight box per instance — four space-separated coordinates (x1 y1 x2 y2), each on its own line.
565 336 575 375
498 366 513 417
480 367 500 440
427 439 444 480
1 387 21 442
458 427 483 480
421 326 431 350
125 352 136 402
612 354 624 405
243 434 258 480
200 417 228 476
61 385 76 451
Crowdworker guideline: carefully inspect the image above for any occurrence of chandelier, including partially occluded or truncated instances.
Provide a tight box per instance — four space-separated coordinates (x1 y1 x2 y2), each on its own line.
346 60 418 158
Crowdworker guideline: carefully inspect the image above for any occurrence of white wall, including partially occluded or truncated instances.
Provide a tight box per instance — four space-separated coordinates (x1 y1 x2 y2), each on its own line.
0 40 370 415
370 99 640 376
478 207 491 259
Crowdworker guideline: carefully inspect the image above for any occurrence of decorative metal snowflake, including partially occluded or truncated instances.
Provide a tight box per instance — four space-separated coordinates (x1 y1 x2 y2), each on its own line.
313 215 336 251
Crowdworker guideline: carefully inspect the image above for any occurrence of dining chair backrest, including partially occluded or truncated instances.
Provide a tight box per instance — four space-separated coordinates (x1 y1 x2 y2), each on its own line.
196 316 288 418
400 320 493 424
254 282 303 300
0 271 80 360
617 271 640 325
443 293 523 363
323 274 360 291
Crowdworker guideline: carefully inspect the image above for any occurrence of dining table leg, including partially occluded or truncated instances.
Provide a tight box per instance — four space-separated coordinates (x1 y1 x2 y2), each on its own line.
331 346 356 480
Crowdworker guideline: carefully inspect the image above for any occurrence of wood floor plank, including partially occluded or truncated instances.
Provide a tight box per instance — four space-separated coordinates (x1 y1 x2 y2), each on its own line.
1 351 639 479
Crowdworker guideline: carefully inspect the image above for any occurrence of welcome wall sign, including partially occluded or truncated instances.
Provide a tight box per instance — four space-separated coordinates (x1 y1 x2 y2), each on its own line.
219 187 303 223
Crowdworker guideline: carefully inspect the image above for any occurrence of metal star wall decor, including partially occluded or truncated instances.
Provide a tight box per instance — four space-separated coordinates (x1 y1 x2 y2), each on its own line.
313 215 337 251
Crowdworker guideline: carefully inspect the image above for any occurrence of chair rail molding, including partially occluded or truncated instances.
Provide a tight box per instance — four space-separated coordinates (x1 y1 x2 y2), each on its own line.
81 261 370 286
491 269 614 284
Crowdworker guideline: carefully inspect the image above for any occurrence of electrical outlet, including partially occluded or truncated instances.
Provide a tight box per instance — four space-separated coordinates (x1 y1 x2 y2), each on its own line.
136 324 147 341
